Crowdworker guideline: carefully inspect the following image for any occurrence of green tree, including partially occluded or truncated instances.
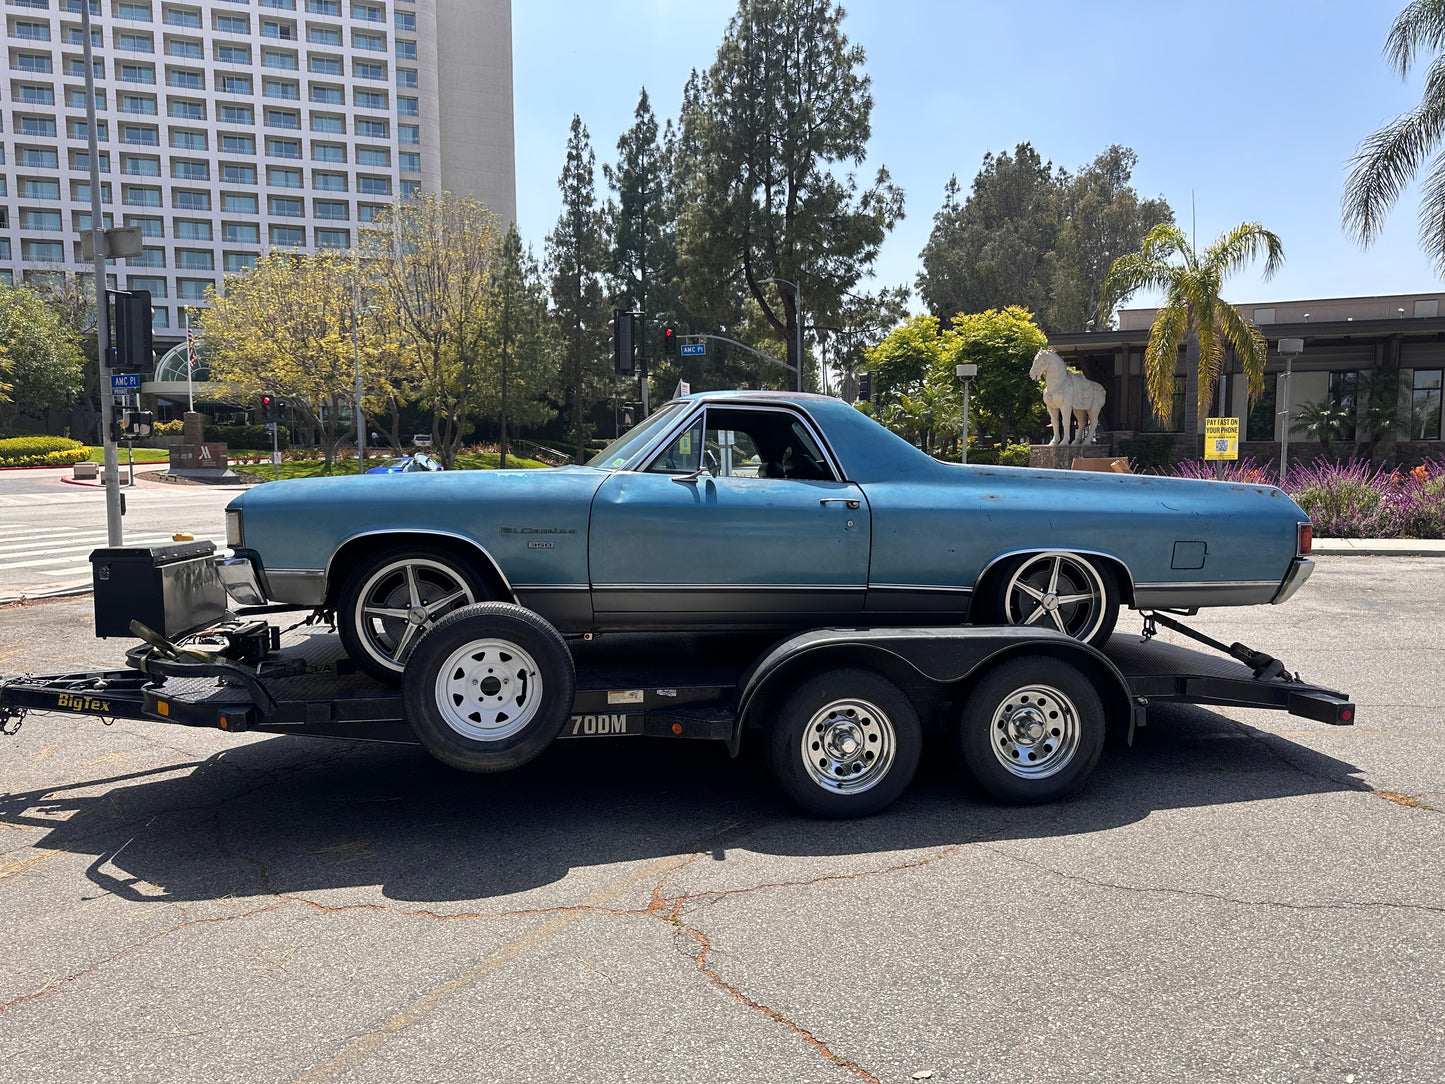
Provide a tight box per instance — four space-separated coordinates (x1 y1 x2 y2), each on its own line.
1343 0 1445 272
952 306 1049 445
0 282 85 430
486 226 556 468
1047 146 1174 332
918 145 1059 323
676 0 904 387
1101 222 1284 456
547 115 609 461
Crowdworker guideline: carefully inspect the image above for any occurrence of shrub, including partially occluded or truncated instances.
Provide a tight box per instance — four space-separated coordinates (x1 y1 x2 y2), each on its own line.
0 435 89 467
1286 459 1396 538
1117 433 1175 472
963 441 1031 466
1169 457 1278 485
203 424 289 450
152 419 186 436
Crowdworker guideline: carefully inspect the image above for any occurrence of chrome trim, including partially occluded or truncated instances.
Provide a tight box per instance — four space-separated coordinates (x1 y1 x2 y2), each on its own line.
510 583 590 591
1134 579 1279 590
975 547 1137 600
1271 557 1315 604
869 583 973 594
216 556 265 607
264 569 327 607
1132 580 1279 609
593 583 867 592
634 402 847 483
321 528 517 602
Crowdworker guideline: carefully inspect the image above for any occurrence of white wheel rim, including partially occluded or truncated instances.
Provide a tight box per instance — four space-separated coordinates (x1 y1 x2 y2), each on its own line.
798 697 896 794
1002 552 1107 641
433 638 543 742
354 557 476 672
987 681 1081 779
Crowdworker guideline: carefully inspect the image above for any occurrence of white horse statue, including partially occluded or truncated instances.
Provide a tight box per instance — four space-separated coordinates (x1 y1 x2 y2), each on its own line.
1030 349 1107 446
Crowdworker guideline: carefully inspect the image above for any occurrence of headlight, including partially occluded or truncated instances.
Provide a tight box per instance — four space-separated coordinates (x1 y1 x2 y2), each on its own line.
225 508 244 548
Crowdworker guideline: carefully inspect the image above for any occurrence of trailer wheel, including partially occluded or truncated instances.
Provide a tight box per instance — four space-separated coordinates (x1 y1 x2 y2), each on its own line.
955 655 1104 804
402 603 574 773
766 668 922 818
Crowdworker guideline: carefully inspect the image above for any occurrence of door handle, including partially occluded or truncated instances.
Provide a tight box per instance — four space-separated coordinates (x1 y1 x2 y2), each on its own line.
819 498 860 510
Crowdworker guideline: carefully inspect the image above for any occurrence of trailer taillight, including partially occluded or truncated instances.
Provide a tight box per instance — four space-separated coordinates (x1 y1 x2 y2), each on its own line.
1298 522 1313 556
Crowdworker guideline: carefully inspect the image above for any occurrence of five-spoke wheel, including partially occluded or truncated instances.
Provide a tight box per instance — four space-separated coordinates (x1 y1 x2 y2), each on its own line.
985 551 1119 646
954 655 1104 804
766 668 921 818
338 547 486 683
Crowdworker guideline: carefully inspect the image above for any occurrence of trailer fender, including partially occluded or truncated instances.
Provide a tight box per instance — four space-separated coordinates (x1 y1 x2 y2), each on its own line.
730 626 1137 755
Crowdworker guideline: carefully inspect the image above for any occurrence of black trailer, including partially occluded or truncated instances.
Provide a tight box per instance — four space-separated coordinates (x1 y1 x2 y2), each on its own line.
1 558 1354 817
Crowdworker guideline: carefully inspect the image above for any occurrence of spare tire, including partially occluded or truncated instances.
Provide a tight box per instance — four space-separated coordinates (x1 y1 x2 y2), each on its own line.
402 602 575 773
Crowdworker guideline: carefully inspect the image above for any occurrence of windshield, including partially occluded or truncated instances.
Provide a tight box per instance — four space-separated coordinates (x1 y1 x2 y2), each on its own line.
586 401 691 469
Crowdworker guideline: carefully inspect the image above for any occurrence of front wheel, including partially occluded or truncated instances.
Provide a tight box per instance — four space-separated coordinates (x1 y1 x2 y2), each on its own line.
765 668 922 818
954 655 1105 804
402 603 575 773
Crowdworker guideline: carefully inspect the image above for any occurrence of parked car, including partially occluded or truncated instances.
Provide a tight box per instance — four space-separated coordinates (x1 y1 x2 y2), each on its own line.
220 391 1315 681
365 454 442 475
410 434 433 448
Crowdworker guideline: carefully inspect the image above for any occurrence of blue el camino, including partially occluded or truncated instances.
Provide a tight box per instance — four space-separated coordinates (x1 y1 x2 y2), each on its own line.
220 391 1315 682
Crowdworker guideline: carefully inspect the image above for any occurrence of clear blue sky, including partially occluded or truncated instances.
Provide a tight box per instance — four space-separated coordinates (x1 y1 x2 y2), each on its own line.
513 0 1441 313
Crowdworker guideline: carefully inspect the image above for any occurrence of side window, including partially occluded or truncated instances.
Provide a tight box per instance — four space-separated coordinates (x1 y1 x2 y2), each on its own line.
706 426 762 477
646 417 702 473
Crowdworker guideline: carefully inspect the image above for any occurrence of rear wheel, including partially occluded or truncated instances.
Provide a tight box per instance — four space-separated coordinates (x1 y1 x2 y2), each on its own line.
982 551 1119 647
765 668 922 818
402 603 575 773
954 655 1104 804
338 546 488 683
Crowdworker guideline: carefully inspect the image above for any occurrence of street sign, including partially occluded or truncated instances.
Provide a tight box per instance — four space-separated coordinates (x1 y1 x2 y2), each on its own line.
680 343 706 356
1205 417 1240 461
111 373 140 392
271 451 282 466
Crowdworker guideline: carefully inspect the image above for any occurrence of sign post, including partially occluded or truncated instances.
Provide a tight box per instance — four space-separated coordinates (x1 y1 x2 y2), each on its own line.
1204 417 1240 478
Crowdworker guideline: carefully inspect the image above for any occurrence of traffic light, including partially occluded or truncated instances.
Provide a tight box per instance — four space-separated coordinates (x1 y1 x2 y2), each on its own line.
858 371 873 402
612 309 636 374
111 290 154 373
261 395 279 422
663 326 677 356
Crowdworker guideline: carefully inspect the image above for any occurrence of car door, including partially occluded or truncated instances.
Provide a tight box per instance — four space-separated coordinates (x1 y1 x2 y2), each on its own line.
588 404 871 627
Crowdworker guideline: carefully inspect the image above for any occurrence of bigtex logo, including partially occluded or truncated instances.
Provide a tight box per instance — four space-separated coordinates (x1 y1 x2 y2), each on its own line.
55 693 111 713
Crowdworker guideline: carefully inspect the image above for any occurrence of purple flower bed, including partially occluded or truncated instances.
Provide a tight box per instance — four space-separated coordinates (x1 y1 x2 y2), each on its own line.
1164 457 1445 538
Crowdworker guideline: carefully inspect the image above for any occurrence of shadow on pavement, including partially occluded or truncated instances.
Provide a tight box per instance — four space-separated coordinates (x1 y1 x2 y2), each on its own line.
0 701 1366 905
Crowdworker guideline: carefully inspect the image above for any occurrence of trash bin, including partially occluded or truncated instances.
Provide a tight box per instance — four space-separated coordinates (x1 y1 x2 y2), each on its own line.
90 541 228 639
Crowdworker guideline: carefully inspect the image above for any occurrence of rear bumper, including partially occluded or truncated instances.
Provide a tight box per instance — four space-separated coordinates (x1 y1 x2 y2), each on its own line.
1271 557 1315 605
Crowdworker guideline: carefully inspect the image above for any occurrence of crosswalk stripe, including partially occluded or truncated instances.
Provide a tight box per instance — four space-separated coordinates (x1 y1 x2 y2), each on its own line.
0 536 223 572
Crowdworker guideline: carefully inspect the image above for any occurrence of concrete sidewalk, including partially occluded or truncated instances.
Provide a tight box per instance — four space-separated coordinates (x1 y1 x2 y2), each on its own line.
1312 537 1445 557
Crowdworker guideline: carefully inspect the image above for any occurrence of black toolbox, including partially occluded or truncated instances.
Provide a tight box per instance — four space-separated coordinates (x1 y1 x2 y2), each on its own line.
90 541 227 638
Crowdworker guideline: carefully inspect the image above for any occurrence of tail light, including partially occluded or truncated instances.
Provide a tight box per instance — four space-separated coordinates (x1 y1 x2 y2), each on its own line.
1297 522 1313 556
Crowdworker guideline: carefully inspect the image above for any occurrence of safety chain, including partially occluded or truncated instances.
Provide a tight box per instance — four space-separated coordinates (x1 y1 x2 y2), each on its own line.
0 676 28 736
1139 612 1158 644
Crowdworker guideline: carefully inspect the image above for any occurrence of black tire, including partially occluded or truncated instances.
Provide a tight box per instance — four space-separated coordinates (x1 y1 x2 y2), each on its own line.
979 551 1120 647
765 668 922 818
954 655 1105 804
402 602 575 773
338 545 489 683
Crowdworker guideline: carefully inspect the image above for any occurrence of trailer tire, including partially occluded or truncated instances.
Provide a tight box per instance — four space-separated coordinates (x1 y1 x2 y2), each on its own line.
402 603 574 773
954 655 1104 804
766 668 922 818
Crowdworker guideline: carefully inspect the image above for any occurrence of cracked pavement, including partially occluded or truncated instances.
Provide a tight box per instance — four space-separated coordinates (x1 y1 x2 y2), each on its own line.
1 557 1443 1082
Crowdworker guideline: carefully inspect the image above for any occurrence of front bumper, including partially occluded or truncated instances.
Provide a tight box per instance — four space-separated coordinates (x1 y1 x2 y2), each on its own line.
217 555 267 607
1271 556 1314 604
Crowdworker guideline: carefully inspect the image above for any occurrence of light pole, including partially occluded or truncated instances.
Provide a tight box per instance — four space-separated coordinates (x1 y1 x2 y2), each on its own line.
956 363 977 463
759 277 804 392
353 276 367 474
1277 337 1304 481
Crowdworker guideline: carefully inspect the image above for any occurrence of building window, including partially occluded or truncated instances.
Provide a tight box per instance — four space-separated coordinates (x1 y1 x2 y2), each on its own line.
270 225 304 246
14 21 51 41
355 89 387 109
223 223 260 243
397 95 418 117
19 85 55 106
129 246 165 267
19 116 57 137
17 53 53 73
177 250 214 271
73 181 113 203
267 167 302 188
166 10 202 28
309 55 342 75
314 200 348 219
121 155 161 176
216 44 251 64
225 252 259 273
23 241 66 262
400 179 420 198
357 147 389 167
396 67 417 88
173 189 211 210
170 100 207 120
1246 378 1277 442
316 228 349 248
312 143 345 162
266 138 301 158
151 307 170 328
399 152 419 173
71 150 111 172
263 50 298 70
262 20 297 39
220 104 254 124
64 58 101 78
177 279 212 299
168 69 204 89
20 147 60 168
269 196 303 217
75 213 116 232
167 38 202 58
20 209 63 231
263 79 299 99
353 60 385 80
353 30 384 51
221 134 256 155
394 11 415 31
357 203 386 223
261 0 298 9
130 276 167 297
355 120 388 140
1142 374 1185 433
265 108 301 128
175 220 212 241
313 171 346 191
1328 370 1359 441
1411 370 1442 440
307 0 340 14
69 118 109 141
116 2 153 20
123 185 162 207
67 88 104 108
311 114 344 133
308 25 340 45
395 40 416 60
20 177 61 199
220 75 253 95
125 216 163 237
357 175 391 196
214 14 249 33
120 124 158 145
222 192 260 214
117 32 153 52
222 163 258 184
399 125 419 145
172 160 209 180
120 94 159 114
1415 299 1440 319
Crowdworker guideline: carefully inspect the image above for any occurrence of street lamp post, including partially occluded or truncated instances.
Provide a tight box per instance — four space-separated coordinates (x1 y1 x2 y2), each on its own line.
1277 337 1304 481
956 363 977 463
353 277 367 474
759 277 804 392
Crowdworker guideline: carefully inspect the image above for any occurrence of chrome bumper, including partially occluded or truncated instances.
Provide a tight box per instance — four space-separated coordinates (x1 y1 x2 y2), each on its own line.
217 556 267 607
1271 557 1314 604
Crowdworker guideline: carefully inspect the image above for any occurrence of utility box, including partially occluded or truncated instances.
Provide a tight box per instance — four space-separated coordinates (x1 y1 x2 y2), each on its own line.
90 541 227 639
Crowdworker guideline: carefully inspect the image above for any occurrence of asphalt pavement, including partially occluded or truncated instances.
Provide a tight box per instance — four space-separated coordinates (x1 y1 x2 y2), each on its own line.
0 558 1441 1083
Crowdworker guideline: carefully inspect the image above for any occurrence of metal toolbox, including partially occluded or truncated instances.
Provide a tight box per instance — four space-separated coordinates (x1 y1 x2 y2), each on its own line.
90 541 227 639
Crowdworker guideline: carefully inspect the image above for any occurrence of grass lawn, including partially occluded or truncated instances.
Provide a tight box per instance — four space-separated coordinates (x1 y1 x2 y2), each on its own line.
234 451 550 482
84 446 171 463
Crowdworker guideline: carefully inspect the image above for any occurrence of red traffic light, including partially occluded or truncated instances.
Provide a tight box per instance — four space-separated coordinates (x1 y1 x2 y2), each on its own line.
663 326 676 356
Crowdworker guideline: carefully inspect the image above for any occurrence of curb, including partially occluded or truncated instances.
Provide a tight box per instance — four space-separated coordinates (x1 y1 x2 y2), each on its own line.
1313 539 1445 557
0 583 93 606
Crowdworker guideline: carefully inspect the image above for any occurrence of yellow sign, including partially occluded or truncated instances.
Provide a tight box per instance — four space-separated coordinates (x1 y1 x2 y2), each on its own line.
1204 417 1240 461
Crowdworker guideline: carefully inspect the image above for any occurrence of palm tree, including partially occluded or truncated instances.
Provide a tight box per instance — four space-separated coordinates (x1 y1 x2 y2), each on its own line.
1101 222 1283 456
1343 1 1445 270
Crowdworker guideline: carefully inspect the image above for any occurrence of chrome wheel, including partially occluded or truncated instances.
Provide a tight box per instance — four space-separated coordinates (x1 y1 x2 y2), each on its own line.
1000 552 1109 641
987 681 1081 780
433 637 542 742
353 557 477 672
799 697 897 795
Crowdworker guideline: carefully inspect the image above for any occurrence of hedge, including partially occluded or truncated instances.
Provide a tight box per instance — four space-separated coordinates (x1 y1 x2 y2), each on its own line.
204 424 290 450
0 435 90 467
